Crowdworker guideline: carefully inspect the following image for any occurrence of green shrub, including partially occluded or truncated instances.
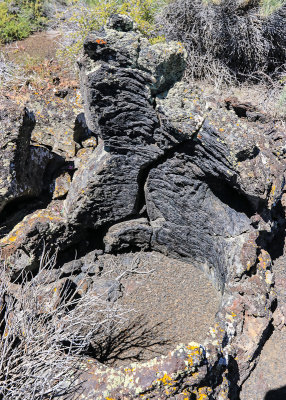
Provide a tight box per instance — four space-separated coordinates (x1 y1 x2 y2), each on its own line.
0 3 30 42
0 0 48 43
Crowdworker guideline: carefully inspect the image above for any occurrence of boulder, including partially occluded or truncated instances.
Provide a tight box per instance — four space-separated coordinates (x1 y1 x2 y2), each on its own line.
0 101 40 213
104 218 152 253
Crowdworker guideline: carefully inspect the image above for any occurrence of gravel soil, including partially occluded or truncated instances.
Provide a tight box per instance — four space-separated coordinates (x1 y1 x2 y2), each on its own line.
103 252 221 366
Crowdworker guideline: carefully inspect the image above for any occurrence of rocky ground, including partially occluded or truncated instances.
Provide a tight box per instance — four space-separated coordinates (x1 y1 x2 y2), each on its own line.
0 14 286 400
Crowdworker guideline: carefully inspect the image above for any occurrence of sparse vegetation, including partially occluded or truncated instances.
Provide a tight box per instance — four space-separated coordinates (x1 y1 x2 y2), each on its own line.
0 250 160 399
0 250 132 399
156 0 285 123
56 0 167 65
159 0 286 83
260 0 285 15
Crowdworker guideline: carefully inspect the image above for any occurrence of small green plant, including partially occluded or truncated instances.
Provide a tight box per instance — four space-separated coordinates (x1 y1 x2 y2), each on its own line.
260 0 285 16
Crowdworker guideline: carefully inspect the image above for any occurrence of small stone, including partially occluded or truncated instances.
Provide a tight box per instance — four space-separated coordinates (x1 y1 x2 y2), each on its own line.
52 172 71 199
82 136 97 148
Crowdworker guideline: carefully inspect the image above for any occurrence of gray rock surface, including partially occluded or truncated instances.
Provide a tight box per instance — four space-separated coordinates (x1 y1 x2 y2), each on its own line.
104 218 152 253
0 101 47 213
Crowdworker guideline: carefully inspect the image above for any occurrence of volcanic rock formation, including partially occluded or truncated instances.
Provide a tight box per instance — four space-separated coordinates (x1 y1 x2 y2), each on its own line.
1 14 286 399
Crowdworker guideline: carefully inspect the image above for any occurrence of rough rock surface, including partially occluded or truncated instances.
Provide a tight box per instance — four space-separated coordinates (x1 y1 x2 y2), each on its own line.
240 326 286 399
104 218 152 253
0 101 47 213
0 13 286 400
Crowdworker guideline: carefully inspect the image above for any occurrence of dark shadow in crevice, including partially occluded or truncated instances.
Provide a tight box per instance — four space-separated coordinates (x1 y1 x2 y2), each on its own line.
0 196 49 239
0 154 68 238
264 386 286 400
227 355 240 400
74 112 97 145
134 163 152 219
206 177 256 218
252 322 274 362
256 200 286 261
236 146 260 162
197 359 227 400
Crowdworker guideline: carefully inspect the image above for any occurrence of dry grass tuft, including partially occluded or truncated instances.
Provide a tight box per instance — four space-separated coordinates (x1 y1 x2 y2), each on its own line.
159 0 286 84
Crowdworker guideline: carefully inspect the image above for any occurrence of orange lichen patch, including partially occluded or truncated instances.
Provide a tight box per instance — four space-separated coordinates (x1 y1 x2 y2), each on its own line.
226 312 237 322
96 39 107 45
193 386 213 400
156 372 178 396
158 373 173 385
82 136 97 149
124 367 135 373
182 388 192 399
268 182 279 208
258 249 272 270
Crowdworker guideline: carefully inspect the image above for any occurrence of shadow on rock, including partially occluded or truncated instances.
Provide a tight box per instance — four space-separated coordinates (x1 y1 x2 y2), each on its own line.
264 386 286 400
87 315 173 366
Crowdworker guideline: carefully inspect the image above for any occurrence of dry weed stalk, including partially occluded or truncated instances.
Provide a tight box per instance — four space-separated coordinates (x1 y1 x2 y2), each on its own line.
159 0 286 84
0 53 27 93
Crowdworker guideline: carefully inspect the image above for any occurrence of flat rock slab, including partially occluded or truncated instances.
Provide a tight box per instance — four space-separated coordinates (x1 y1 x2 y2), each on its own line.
240 326 286 400
113 252 221 366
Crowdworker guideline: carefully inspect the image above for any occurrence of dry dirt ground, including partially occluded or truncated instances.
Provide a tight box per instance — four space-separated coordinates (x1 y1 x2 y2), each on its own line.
1 30 61 61
99 252 221 366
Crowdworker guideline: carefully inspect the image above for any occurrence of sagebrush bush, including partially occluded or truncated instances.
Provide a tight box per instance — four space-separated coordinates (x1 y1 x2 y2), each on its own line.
0 251 131 399
159 0 286 83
